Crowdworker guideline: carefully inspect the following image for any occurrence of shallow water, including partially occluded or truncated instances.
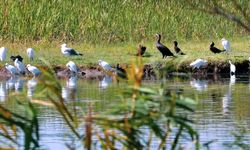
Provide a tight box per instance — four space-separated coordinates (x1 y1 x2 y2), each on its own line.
0 74 250 149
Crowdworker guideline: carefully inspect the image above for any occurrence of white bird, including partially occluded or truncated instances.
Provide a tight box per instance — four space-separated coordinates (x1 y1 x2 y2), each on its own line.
27 48 35 61
221 38 230 52
26 64 41 76
98 60 113 71
14 59 26 74
66 61 78 74
61 43 82 56
229 60 236 76
0 47 8 61
5 63 19 75
190 59 208 69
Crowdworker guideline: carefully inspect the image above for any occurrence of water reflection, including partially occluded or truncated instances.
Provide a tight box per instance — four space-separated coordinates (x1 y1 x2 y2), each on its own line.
15 77 24 93
190 78 208 91
0 81 7 101
27 77 38 99
222 75 235 115
99 75 112 90
6 76 17 91
62 75 78 100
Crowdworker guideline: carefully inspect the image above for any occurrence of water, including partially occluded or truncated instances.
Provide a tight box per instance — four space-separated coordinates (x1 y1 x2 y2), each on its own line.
0 74 250 149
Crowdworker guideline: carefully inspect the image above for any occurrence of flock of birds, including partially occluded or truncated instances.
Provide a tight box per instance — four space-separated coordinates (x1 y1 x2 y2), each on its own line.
0 33 246 80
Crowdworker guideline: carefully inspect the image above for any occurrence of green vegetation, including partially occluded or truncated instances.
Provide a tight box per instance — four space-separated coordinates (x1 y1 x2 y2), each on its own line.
0 0 248 44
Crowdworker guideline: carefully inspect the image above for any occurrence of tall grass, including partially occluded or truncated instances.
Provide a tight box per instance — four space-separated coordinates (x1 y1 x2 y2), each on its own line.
0 0 248 43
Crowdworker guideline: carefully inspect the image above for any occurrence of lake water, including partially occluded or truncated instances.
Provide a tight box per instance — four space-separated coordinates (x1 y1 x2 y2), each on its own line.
0 74 250 149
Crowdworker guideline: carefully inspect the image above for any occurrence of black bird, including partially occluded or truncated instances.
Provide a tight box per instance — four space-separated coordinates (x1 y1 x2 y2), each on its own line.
209 42 225 54
116 64 127 79
10 55 23 62
173 41 185 55
136 44 147 56
155 34 175 58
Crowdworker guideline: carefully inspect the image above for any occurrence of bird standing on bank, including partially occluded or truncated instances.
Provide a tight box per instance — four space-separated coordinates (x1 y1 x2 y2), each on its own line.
98 60 113 71
155 34 175 58
221 38 231 53
14 59 26 74
136 44 147 56
173 41 185 55
26 64 41 76
66 61 78 74
229 60 236 76
209 42 225 54
27 48 35 61
10 55 23 62
0 47 8 61
190 59 208 69
61 43 83 56
5 63 19 75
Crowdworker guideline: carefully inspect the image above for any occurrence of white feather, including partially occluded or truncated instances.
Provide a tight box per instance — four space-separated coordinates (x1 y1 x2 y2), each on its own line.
5 63 19 75
98 60 113 71
66 61 78 73
27 48 35 60
27 64 41 76
229 60 236 75
190 59 208 69
14 59 26 74
221 38 230 52
0 47 8 61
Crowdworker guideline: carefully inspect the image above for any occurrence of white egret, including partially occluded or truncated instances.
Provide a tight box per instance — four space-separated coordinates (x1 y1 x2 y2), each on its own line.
221 38 230 52
0 47 8 61
98 60 113 71
27 48 35 61
14 59 26 74
5 63 19 75
61 43 82 56
26 64 41 76
66 61 78 74
190 59 208 69
228 60 236 76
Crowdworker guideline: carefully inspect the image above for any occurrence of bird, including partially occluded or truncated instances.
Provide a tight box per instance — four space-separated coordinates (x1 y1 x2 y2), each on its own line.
190 59 208 69
66 61 78 74
61 43 83 56
136 44 147 56
228 60 236 76
99 75 112 90
27 48 35 61
116 64 127 79
98 60 113 71
5 63 19 75
14 59 26 74
173 41 185 55
221 38 230 52
26 64 41 76
209 42 225 54
0 47 8 61
10 55 23 62
155 34 175 58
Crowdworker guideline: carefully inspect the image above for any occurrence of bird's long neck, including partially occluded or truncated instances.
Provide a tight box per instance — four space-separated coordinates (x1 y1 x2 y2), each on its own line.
157 35 161 43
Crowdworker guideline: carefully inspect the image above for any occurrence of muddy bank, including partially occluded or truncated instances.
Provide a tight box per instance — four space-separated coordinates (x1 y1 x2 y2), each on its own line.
0 61 249 80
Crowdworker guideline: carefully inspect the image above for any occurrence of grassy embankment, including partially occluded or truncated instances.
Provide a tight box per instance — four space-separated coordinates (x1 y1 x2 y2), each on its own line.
0 0 249 70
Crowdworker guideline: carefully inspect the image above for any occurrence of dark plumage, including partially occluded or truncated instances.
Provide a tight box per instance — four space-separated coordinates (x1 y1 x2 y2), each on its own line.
10 55 23 62
116 64 127 79
155 34 175 58
136 44 147 56
209 42 225 54
173 41 185 55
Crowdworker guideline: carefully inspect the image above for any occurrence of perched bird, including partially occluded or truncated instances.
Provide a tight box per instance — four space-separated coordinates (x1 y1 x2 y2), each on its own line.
136 44 147 56
221 38 230 52
229 60 236 76
27 48 35 61
209 42 225 54
5 63 19 75
26 64 41 76
116 64 127 78
61 43 83 56
10 55 23 62
173 41 185 55
14 59 26 74
98 60 113 71
155 34 175 58
0 47 8 61
66 61 78 74
190 59 208 69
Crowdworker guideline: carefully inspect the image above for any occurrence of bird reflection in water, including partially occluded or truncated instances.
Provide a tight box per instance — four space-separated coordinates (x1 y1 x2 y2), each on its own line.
27 77 38 99
99 75 112 90
0 81 7 101
15 77 24 93
222 75 235 115
62 75 78 100
190 79 208 91
6 76 17 91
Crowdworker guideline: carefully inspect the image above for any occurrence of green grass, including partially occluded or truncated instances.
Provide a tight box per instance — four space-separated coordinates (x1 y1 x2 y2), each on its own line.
1 36 249 69
0 0 248 43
